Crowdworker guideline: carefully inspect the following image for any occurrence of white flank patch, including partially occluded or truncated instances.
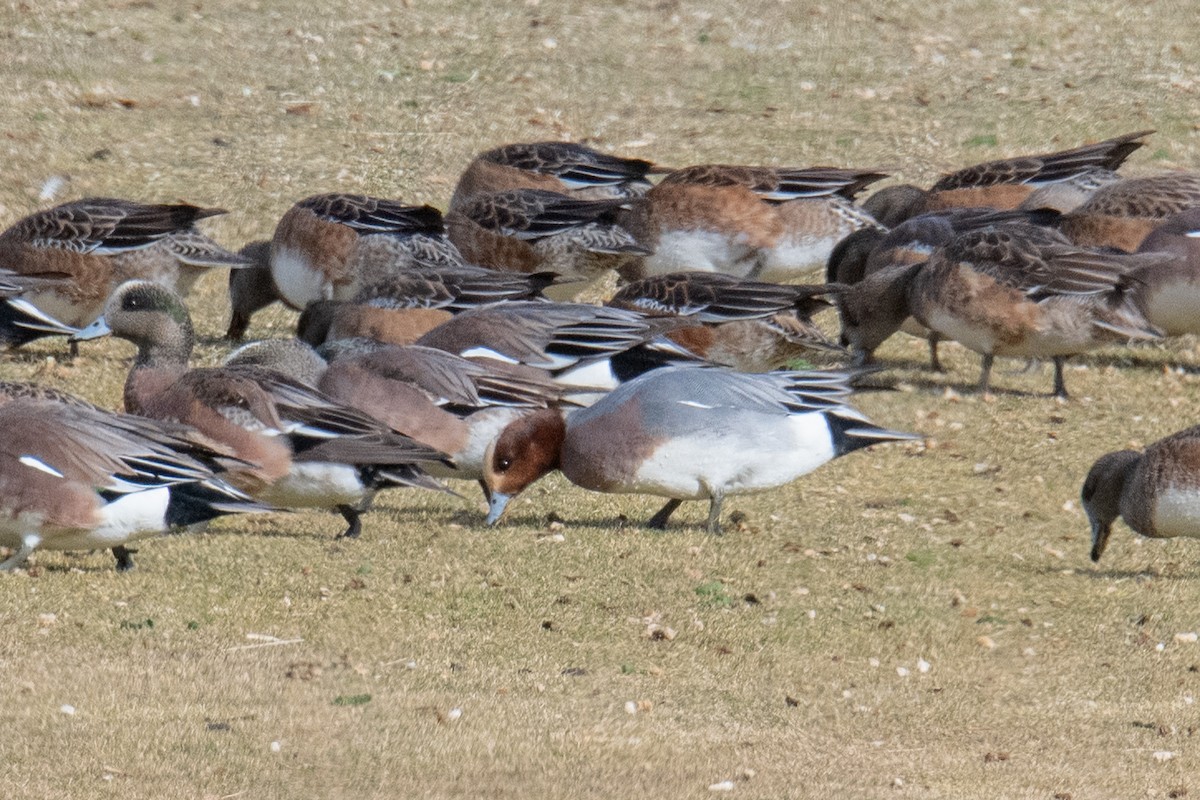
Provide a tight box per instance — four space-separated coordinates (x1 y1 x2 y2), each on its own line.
646 230 759 278
1154 486 1200 539
19 456 64 478
262 462 365 509
556 359 619 391
272 245 330 309
1185 230 1200 238
43 488 172 551
459 347 521 365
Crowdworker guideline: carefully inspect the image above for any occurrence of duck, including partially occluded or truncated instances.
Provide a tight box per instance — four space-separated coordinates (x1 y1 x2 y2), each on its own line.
449 140 660 210
226 337 572 498
412 300 705 398
1057 171 1200 252
268 193 456 310
828 207 1062 370
607 271 844 371
0 197 244 340
481 366 919 533
225 240 275 340
0 394 269 571
862 130 1152 227
619 164 885 281
1126 207 1200 336
1082 425 1200 563
71 281 451 539
837 222 1165 396
445 189 650 285
294 263 560 347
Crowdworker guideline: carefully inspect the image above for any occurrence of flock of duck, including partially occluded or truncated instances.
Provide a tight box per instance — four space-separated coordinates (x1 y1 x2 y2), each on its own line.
1 130 1200 572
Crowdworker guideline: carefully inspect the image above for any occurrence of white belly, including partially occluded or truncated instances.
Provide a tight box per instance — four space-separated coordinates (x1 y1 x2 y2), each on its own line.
758 237 835 282
271 245 330 309
921 307 996 355
1154 486 1200 538
263 462 366 508
1141 280 1200 336
644 230 759 278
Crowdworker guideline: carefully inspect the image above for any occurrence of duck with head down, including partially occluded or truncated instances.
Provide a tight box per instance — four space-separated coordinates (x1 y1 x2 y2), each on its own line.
482 366 918 533
72 280 451 539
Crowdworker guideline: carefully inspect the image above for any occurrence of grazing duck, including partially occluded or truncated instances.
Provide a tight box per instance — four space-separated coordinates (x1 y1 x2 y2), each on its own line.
268 193 456 309
481 366 918 532
228 338 572 498
0 197 241 341
1127 207 1200 336
837 223 1165 396
412 300 704 398
1058 172 1200 252
1083 425 1200 563
863 131 1152 227
607 271 844 371
294 263 559 347
71 281 450 539
445 189 650 285
449 141 660 210
0 396 268 571
620 165 885 281
225 240 275 340
828 208 1062 370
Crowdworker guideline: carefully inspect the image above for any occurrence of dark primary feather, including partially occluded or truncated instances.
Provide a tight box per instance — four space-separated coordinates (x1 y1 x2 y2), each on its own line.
295 194 446 236
659 165 888 201
1 197 226 254
929 130 1153 192
481 141 656 187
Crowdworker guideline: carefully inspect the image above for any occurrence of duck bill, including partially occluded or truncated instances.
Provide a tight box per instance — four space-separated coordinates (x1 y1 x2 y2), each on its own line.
69 316 112 342
1090 520 1112 563
485 491 514 526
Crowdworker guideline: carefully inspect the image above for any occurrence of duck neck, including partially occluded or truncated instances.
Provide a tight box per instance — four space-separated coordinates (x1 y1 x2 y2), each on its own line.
133 315 194 370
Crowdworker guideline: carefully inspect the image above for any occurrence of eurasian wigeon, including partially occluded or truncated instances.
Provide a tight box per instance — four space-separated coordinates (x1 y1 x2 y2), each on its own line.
481 366 918 532
0 393 268 571
71 281 450 539
1058 171 1200 252
863 130 1152 226
445 189 650 284
607 271 843 371
449 141 660 210
838 223 1165 396
1083 424 1200 562
268 193 455 309
620 164 885 281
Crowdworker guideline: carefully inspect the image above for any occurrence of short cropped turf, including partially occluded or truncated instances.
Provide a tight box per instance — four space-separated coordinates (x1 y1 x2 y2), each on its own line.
2 2 1200 797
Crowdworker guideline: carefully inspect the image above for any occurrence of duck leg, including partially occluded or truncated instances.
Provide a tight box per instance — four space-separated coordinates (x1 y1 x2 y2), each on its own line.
706 493 725 535
0 533 40 571
928 334 943 372
978 353 995 395
646 499 683 530
1052 356 1069 399
336 505 363 539
111 545 137 572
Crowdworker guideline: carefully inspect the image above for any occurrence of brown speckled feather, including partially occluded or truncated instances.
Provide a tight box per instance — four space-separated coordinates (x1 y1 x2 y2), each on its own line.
660 165 886 201
930 130 1152 192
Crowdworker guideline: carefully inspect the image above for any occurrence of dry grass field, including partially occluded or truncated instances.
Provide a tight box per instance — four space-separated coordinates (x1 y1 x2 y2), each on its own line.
3 0 1200 797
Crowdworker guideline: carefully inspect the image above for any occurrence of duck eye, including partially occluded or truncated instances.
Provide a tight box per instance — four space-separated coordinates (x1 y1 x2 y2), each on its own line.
498 458 512 471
